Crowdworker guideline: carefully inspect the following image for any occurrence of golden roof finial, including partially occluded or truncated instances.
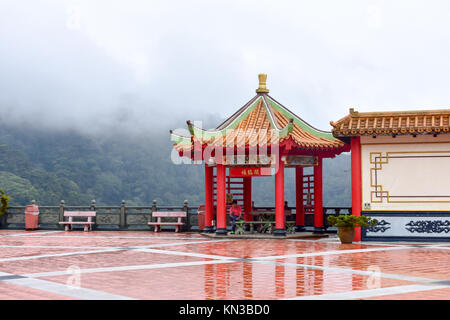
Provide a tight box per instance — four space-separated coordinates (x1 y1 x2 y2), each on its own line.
256 73 269 93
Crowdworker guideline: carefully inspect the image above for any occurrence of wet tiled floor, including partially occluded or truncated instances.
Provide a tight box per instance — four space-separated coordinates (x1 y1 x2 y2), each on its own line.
0 229 448 300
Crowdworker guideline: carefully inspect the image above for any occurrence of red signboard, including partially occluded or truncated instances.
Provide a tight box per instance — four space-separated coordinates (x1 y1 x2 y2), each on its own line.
229 167 273 177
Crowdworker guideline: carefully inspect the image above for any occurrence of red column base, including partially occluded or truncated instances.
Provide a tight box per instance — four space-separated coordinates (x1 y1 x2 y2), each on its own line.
274 229 286 236
215 228 227 235
354 227 361 242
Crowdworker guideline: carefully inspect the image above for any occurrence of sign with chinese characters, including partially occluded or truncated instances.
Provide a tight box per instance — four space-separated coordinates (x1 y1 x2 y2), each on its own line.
285 155 318 166
229 167 273 177
223 154 276 166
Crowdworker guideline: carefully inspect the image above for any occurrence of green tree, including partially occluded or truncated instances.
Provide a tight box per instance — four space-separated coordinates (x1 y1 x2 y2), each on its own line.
0 189 10 216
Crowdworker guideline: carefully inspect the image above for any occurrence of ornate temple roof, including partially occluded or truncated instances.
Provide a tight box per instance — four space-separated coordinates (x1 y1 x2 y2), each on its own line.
331 108 450 137
171 74 347 156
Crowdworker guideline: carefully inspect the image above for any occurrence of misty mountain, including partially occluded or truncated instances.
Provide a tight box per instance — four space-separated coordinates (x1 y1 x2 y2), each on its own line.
0 120 351 207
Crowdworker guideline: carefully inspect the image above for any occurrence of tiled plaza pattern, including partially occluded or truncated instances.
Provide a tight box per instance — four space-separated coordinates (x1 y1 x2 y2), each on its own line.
0 230 449 300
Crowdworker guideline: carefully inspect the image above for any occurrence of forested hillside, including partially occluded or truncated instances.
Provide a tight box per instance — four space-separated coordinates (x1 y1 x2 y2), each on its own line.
0 121 351 207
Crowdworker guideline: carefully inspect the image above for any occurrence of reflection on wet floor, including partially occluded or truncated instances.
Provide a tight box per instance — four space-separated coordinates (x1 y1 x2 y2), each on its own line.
0 230 448 300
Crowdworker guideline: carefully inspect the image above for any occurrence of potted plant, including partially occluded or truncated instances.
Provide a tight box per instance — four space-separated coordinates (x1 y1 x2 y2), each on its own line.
0 189 10 228
327 214 378 244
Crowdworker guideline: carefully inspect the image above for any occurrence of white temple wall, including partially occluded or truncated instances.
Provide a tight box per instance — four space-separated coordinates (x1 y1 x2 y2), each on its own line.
361 134 450 212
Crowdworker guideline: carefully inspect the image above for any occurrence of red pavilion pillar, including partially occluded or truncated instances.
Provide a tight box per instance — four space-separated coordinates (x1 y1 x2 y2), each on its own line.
204 164 214 232
295 166 305 231
216 164 227 235
313 157 324 234
274 155 286 236
351 136 362 242
243 177 252 222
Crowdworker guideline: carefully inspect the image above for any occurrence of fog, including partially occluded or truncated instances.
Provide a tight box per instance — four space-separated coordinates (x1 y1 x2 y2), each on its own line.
1 0 450 136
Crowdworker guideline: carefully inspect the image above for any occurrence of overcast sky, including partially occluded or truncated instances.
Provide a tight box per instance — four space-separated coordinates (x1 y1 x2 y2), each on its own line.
2 0 450 135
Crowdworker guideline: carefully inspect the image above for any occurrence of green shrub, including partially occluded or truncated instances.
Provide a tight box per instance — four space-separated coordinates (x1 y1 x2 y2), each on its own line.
0 189 10 216
327 214 378 228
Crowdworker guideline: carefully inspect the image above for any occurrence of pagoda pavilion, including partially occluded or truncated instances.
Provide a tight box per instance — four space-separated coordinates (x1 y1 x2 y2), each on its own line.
171 74 349 236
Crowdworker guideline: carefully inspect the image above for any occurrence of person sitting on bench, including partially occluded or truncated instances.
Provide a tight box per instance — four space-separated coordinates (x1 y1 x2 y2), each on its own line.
229 200 242 234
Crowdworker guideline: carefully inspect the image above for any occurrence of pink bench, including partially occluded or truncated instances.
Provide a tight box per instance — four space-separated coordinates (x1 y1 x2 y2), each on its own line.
59 211 96 232
148 211 186 232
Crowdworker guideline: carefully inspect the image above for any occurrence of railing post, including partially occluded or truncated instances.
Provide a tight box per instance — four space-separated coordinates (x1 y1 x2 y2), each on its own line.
184 200 190 232
120 200 126 229
58 200 65 229
149 200 157 230
90 200 96 230
151 199 157 219
90 200 96 211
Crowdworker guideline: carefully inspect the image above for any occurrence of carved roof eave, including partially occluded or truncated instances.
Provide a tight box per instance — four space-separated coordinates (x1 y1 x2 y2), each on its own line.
331 108 450 137
171 116 294 149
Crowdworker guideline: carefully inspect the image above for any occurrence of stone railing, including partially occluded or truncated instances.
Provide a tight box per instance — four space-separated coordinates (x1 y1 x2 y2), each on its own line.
2 199 351 232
